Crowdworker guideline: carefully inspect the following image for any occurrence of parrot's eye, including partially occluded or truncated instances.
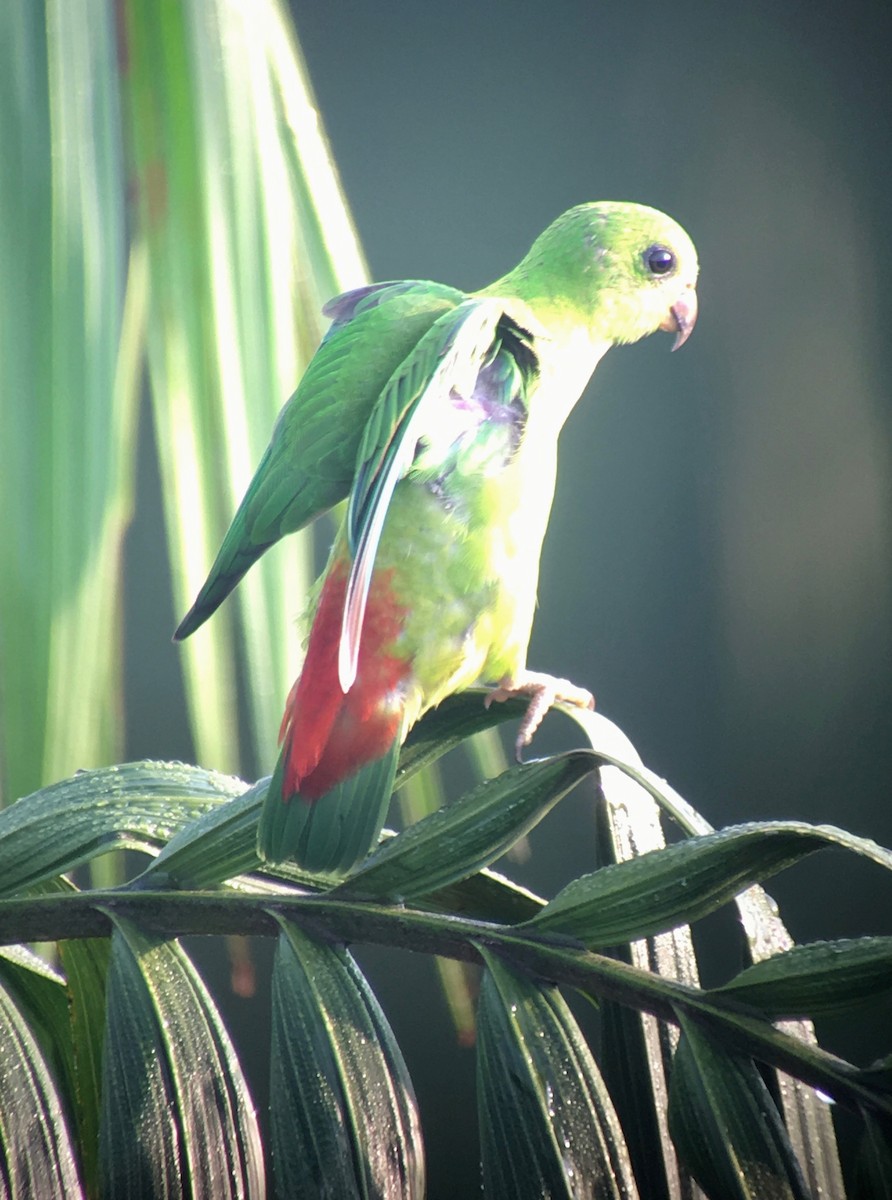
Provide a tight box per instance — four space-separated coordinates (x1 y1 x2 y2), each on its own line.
644 245 676 277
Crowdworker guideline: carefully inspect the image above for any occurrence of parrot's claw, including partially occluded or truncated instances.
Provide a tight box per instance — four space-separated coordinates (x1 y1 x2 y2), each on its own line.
485 671 595 760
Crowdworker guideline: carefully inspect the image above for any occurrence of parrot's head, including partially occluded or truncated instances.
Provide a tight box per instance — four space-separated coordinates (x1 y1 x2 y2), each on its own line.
504 201 699 351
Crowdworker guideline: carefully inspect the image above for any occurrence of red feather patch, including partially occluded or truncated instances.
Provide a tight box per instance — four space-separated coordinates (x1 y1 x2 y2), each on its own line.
278 560 408 800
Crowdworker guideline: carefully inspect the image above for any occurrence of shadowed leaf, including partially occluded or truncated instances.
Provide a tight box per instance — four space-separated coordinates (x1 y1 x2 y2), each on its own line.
0 974 82 1199
715 937 892 1018
668 1011 811 1200
99 917 264 1199
270 916 424 1198
527 820 892 946
336 751 597 901
853 1110 892 1200
477 946 639 1199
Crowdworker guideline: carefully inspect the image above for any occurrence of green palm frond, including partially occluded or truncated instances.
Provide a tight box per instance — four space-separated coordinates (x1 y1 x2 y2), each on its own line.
120 0 368 775
0 1 131 806
1 702 887 1197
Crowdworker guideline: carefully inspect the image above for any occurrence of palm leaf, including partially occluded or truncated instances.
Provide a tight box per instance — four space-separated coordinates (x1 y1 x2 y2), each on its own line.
0 1 131 808
118 0 367 776
0 715 890 1194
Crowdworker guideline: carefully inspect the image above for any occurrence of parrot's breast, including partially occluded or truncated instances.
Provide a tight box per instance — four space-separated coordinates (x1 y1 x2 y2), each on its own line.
376 420 552 713
358 316 610 720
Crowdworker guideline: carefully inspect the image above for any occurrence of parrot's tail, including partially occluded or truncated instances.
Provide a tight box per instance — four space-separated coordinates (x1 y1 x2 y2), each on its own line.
259 736 401 874
256 557 410 872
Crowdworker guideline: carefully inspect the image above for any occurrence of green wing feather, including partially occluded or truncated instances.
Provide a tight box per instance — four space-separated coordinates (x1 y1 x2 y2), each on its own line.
174 280 464 639
338 299 509 690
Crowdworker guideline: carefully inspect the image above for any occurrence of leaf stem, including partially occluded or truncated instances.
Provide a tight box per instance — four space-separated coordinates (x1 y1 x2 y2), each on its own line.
1 887 884 1119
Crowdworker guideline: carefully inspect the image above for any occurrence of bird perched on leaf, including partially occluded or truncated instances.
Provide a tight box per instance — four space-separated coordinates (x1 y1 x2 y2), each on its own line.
175 202 698 874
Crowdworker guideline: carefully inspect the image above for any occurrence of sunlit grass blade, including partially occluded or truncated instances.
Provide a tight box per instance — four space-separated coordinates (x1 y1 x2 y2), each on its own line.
118 0 367 778
0 2 131 809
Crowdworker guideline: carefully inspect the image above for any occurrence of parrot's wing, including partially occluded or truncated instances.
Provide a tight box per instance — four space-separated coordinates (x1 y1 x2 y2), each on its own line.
174 280 464 640
338 298 537 691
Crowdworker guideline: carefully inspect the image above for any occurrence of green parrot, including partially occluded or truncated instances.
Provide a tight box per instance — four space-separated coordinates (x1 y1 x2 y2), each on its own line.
175 202 698 874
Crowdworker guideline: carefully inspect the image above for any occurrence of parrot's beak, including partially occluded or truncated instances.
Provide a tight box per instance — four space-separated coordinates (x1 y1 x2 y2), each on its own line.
661 287 698 351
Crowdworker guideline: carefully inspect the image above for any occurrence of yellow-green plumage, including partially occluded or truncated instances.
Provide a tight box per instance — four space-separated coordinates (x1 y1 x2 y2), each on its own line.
176 202 699 872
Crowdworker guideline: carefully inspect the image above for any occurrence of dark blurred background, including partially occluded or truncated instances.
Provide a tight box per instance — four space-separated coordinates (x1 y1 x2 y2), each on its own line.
125 2 892 1193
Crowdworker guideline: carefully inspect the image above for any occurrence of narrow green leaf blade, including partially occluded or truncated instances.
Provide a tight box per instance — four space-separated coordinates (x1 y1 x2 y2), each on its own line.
270 917 424 1198
597 997 674 1200
0 0 132 809
668 1011 811 1200
99 928 180 1198
336 752 597 901
0 946 76 1128
0 762 247 896
99 918 264 1198
121 0 242 775
422 865 544 923
0 869 111 1184
121 0 367 775
476 946 639 1199
0 946 67 1034
563 709 847 1199
139 775 550 915
527 821 892 946
853 1110 892 1200
0 976 83 1198
396 690 527 787
397 751 482 1045
575 715 700 1200
59 938 111 1200
137 778 268 890
715 937 892 1018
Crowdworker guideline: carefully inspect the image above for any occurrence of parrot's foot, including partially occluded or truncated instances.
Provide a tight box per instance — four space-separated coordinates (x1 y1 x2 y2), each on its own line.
485 671 595 760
